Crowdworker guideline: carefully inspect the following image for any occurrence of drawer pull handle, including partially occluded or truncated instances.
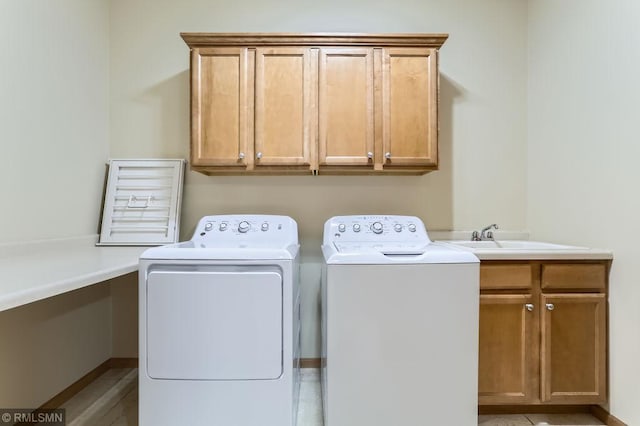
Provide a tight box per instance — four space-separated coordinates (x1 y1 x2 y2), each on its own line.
525 303 534 312
367 152 373 159
546 303 555 311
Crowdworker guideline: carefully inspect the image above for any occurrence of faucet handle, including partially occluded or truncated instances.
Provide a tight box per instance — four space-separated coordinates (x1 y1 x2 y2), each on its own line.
471 231 480 241
479 224 499 240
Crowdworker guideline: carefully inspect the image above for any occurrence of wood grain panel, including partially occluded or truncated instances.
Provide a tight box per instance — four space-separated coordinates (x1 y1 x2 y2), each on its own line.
181 33 449 48
382 48 438 167
319 48 374 167
479 294 537 405
191 48 249 168
541 263 606 291
540 293 606 404
255 48 313 168
480 263 533 290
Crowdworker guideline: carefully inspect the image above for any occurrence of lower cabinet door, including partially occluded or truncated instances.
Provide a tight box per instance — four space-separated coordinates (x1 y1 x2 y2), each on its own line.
479 294 537 404
540 293 607 404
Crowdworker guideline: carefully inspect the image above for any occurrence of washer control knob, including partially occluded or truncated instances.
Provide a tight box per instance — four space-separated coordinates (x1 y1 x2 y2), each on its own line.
353 223 361 232
371 222 384 234
219 222 228 231
408 223 417 232
238 221 250 233
261 222 269 232
204 222 213 231
338 223 346 233
394 224 403 232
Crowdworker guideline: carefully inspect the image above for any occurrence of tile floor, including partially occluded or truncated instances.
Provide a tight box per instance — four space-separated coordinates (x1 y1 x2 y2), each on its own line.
61 368 606 426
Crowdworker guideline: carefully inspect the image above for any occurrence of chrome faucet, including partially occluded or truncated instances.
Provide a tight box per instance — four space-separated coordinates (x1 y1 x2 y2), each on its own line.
472 224 499 241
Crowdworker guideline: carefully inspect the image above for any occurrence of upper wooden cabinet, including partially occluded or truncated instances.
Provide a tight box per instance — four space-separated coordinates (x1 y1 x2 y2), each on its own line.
190 47 250 169
382 48 439 169
318 48 374 169
181 33 448 175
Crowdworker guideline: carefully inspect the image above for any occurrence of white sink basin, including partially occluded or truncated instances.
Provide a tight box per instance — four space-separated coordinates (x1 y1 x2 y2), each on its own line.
440 240 588 250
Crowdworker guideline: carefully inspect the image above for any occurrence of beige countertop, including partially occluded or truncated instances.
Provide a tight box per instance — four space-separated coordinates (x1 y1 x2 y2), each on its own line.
435 239 613 261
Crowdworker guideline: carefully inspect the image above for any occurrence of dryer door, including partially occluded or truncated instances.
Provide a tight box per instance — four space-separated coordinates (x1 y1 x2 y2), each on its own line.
146 267 283 380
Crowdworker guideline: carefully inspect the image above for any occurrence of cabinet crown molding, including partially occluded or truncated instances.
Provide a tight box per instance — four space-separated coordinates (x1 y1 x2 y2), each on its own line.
180 32 449 48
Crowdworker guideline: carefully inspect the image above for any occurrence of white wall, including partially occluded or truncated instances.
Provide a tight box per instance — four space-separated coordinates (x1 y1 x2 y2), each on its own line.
109 0 529 356
0 0 113 408
527 1 640 423
108 0 528 237
0 0 110 243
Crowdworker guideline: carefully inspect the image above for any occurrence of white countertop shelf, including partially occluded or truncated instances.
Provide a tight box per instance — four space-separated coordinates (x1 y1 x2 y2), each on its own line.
0 236 147 312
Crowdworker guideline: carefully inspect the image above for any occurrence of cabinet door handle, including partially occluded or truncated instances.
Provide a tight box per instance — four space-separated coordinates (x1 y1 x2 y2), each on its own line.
256 152 263 160
525 303 534 312
238 152 245 160
367 152 373 159
385 152 392 160
546 303 555 311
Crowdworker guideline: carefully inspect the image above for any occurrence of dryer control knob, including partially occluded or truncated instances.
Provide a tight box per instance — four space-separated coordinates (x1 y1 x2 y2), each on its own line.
338 224 346 233
408 223 417 232
371 221 384 234
261 222 269 231
204 222 213 231
394 224 403 232
238 221 251 233
219 222 228 231
353 223 361 232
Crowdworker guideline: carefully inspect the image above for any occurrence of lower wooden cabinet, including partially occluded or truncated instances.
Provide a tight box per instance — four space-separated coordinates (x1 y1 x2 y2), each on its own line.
540 293 607 404
479 294 537 404
478 261 609 406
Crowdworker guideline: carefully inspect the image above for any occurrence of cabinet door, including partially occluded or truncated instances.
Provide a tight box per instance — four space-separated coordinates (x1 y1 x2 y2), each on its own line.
479 294 537 404
382 48 438 168
318 48 374 167
540 293 606 404
255 48 315 169
191 47 251 168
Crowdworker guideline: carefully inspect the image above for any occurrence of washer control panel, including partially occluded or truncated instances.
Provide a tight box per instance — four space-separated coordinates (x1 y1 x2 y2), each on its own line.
191 215 298 247
323 215 430 246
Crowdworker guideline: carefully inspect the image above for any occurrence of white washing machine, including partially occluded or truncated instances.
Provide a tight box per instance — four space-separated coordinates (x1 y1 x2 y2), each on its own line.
139 215 301 426
321 215 479 426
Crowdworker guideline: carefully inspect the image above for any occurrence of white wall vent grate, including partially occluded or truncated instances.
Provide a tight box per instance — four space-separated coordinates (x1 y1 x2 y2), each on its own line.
98 159 185 246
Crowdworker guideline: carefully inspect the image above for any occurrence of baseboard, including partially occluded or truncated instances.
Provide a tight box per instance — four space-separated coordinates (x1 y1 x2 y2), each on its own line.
46 358 628 426
590 405 627 426
300 357 321 368
109 357 138 368
480 404 626 426
39 359 112 410
38 358 138 411
479 405 591 415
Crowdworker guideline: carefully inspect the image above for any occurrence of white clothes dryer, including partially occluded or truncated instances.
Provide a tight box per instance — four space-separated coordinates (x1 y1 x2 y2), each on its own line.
321 215 479 426
139 215 301 426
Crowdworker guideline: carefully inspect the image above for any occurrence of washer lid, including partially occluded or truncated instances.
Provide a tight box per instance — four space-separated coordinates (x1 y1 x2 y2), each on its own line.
323 242 479 264
322 215 477 264
334 242 430 256
140 241 299 260
140 214 300 260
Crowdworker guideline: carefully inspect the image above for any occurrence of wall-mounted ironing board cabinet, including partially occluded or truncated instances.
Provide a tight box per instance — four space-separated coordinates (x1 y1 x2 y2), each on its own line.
98 159 185 246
